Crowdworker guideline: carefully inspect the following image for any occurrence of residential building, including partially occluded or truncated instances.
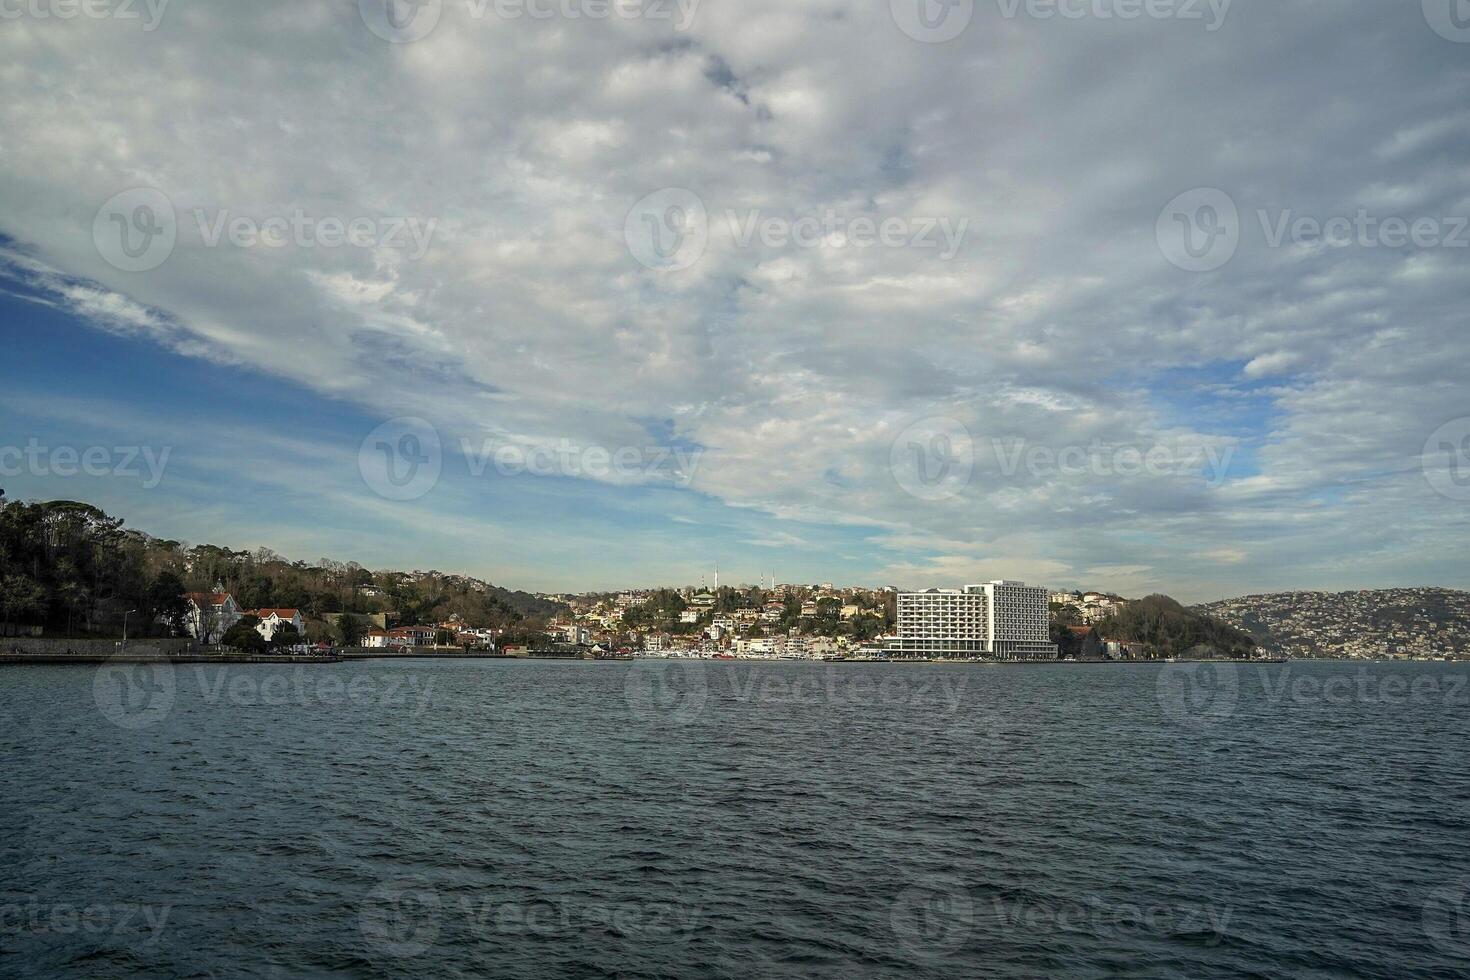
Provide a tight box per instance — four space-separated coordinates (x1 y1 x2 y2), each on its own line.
184 592 242 644
245 608 305 642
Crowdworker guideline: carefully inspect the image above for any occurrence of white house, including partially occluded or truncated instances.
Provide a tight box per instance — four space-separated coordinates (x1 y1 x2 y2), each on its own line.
185 592 242 644
246 608 305 642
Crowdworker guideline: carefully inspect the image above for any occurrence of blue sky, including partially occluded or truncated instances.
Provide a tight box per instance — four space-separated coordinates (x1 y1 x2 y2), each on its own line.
2 2 1468 602
0 281 882 591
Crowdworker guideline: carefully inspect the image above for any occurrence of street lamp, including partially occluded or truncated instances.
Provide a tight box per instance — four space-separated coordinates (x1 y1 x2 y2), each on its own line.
123 608 137 651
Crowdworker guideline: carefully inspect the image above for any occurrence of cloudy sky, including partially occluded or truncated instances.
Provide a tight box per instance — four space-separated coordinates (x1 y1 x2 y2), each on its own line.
1 0 1468 600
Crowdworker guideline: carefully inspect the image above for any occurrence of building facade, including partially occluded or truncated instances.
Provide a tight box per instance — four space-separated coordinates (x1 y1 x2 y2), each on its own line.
893 581 1057 660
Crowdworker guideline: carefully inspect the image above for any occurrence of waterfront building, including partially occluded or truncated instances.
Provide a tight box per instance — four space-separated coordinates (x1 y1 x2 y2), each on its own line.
184 592 242 644
893 581 1057 660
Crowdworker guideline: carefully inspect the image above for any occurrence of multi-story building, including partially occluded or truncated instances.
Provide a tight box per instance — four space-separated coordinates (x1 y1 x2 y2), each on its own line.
892 581 1056 660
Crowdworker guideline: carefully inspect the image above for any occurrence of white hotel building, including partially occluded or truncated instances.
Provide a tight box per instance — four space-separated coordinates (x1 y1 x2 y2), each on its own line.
892 581 1057 660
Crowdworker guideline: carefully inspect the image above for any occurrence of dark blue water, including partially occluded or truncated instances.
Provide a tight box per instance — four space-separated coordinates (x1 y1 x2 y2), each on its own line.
2 658 1469 978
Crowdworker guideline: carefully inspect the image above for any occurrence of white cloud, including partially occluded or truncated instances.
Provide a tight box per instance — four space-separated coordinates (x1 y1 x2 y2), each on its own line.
2 2 1468 600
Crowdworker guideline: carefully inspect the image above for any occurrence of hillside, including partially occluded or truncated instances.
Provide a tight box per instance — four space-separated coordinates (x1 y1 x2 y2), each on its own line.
0 498 565 639
1194 588 1470 658
1092 595 1258 659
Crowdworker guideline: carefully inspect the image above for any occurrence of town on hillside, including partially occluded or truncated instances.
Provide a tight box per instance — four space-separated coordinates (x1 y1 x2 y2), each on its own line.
2 499 1465 662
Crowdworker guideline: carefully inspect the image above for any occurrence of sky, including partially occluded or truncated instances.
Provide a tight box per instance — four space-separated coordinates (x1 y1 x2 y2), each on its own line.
1 0 1468 602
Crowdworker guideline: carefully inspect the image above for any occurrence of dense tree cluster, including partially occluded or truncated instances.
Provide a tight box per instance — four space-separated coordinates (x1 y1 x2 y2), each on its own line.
0 498 562 640
1095 595 1256 659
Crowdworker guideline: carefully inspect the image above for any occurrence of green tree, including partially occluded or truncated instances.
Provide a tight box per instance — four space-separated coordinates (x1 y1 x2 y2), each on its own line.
222 615 267 652
337 614 365 647
147 570 190 636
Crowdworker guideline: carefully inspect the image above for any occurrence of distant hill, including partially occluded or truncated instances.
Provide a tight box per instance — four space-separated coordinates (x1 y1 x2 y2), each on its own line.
1193 588 1470 658
1093 595 1257 659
